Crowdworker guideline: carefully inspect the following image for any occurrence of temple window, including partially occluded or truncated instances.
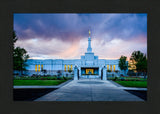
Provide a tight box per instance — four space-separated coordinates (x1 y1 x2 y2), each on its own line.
107 65 109 70
35 65 37 72
113 65 115 72
38 65 40 72
41 64 43 70
110 65 112 71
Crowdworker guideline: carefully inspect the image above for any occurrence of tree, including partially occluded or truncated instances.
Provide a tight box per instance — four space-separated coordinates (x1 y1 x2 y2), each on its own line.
13 31 29 75
130 51 147 77
130 51 146 63
13 47 29 74
13 30 18 48
118 56 128 76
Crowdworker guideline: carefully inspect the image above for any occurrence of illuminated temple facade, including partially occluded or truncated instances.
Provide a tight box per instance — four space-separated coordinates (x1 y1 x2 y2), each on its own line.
25 30 122 78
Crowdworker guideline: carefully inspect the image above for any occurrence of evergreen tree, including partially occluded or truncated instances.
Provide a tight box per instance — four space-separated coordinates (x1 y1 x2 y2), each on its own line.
130 51 147 76
13 30 18 46
118 56 128 75
13 31 29 75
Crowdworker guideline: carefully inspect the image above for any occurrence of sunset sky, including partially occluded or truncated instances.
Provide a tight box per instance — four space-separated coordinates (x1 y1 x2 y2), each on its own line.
14 13 147 60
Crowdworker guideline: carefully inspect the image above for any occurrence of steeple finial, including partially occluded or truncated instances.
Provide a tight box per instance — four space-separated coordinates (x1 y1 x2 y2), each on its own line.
87 29 92 52
89 29 91 37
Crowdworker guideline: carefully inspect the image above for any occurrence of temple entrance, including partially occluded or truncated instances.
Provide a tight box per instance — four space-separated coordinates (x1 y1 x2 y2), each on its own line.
81 67 99 75
86 69 94 74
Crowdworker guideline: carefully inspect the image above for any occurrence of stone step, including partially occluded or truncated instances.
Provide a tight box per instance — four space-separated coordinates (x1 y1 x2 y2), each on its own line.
79 78 101 80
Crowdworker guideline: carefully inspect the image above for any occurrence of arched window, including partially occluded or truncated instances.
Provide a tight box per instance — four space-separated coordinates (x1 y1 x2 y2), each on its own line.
35 65 37 72
113 65 115 72
68 65 70 71
107 65 109 70
110 65 112 72
64 65 66 72
38 65 40 72
41 64 43 70
71 65 72 71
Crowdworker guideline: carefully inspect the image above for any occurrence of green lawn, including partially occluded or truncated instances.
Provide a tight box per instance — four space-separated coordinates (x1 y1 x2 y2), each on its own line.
115 81 147 88
14 80 67 86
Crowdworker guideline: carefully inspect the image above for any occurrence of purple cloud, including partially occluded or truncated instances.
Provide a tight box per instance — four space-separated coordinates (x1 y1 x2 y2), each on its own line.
14 13 147 59
14 13 147 41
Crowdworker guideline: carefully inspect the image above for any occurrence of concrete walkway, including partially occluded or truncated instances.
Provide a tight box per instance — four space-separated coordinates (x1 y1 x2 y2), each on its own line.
35 80 145 101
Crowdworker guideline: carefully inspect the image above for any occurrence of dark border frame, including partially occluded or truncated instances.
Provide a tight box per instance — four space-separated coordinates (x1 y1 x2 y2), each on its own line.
0 0 160 114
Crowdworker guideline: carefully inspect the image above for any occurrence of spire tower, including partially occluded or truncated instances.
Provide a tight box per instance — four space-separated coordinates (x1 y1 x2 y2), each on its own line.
87 29 92 53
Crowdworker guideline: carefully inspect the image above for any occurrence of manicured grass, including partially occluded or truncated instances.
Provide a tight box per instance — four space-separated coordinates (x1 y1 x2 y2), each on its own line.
115 81 147 88
14 80 67 86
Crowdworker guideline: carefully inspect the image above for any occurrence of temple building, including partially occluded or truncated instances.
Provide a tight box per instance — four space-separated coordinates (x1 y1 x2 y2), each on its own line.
25 30 124 78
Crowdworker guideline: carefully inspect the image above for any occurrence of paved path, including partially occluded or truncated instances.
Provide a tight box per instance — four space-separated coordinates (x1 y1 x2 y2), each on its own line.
35 80 145 101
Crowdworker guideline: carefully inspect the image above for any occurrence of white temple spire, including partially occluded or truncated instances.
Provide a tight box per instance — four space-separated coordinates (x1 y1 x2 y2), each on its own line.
87 29 92 52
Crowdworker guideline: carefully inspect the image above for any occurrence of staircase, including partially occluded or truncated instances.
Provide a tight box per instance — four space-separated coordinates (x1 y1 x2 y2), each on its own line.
79 75 101 80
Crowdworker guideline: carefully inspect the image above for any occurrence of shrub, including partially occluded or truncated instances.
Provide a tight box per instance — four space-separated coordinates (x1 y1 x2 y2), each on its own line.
113 77 118 81
13 75 73 80
40 77 44 80
120 77 125 81
52 77 57 80
57 76 61 80
120 74 124 77
14 76 21 80
60 77 65 80
115 70 119 73
63 76 67 80
42 77 48 80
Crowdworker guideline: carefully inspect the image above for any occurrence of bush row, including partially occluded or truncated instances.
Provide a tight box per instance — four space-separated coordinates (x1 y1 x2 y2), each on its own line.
14 76 73 80
112 77 146 81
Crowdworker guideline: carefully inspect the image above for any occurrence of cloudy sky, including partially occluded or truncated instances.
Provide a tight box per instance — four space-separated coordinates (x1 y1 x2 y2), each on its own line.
14 13 147 60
